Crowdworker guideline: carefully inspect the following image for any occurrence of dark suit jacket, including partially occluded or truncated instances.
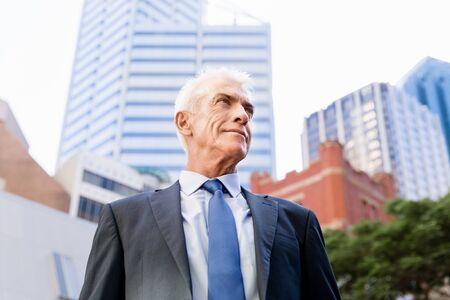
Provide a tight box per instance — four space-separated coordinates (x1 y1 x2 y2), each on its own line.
79 181 340 300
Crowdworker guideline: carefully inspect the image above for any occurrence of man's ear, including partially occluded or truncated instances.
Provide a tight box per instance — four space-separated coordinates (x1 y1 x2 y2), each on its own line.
175 111 192 136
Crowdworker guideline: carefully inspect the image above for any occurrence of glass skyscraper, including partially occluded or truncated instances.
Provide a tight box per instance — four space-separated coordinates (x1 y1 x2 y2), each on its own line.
301 82 450 200
57 0 275 186
398 56 450 161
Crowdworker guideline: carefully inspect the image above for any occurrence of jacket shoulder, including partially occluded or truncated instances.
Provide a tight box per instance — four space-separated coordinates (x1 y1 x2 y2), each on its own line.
242 187 312 220
108 191 154 214
264 194 319 246
267 194 312 219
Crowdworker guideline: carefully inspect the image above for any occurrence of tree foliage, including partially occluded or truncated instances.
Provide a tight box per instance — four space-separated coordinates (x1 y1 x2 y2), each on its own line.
324 192 450 300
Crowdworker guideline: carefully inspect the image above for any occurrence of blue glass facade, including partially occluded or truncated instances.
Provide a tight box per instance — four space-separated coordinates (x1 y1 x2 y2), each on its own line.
399 57 450 161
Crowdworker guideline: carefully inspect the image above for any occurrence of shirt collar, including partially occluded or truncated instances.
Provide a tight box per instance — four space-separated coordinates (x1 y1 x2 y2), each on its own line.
179 170 242 198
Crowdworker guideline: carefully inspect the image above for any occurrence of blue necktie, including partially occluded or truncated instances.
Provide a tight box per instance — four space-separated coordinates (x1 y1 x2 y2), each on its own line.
202 179 245 300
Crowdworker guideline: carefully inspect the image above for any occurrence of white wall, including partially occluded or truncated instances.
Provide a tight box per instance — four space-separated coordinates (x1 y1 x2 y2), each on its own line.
0 191 96 300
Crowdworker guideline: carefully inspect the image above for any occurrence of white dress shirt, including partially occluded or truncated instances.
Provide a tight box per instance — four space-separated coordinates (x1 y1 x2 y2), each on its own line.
179 170 259 300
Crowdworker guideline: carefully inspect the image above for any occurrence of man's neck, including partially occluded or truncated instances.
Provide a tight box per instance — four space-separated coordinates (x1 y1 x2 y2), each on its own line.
185 158 237 178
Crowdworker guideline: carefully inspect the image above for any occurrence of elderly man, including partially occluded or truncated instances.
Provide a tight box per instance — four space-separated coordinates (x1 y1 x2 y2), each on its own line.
79 69 341 300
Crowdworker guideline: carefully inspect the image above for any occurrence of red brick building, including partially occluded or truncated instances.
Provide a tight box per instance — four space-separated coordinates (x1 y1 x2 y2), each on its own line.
251 141 396 229
0 99 70 212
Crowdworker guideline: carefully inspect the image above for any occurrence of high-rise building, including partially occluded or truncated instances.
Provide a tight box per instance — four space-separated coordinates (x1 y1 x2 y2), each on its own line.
301 83 450 200
398 57 450 160
57 0 275 186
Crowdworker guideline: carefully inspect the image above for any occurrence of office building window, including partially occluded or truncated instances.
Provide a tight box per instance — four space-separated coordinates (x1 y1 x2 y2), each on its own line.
82 170 141 196
361 86 374 103
436 82 450 137
78 196 104 223
307 113 318 128
52 253 80 300
325 104 338 141
417 83 428 106
342 95 353 112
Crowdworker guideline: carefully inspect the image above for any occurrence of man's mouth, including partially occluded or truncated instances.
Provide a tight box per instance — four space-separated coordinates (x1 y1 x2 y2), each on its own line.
224 129 247 140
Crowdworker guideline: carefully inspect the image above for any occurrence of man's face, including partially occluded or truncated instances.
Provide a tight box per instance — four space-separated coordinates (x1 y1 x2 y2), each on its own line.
188 78 254 164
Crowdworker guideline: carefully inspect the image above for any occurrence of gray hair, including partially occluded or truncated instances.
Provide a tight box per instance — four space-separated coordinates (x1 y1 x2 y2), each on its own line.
174 68 253 151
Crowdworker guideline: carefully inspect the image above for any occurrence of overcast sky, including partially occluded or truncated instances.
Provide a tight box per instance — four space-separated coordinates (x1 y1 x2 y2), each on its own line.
1 0 449 179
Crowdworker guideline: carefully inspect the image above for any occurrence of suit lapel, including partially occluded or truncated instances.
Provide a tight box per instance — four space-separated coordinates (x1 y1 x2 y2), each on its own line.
242 188 278 300
147 183 277 298
149 181 191 294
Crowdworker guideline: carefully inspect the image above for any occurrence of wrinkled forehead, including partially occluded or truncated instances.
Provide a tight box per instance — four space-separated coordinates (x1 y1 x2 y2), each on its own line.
193 77 251 105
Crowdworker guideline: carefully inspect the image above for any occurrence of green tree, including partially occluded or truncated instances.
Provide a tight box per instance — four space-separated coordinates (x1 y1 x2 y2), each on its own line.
325 192 450 300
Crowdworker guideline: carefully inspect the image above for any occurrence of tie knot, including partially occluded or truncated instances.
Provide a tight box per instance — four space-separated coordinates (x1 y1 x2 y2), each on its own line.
202 179 224 194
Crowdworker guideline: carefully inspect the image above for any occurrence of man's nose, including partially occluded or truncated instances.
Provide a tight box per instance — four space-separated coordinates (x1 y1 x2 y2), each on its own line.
233 104 250 124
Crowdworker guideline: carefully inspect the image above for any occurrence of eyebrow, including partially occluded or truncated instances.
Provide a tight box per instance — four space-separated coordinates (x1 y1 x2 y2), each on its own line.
212 93 254 116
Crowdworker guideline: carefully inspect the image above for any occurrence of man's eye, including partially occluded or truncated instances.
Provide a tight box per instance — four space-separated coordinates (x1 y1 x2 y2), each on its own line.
245 106 254 118
218 98 230 104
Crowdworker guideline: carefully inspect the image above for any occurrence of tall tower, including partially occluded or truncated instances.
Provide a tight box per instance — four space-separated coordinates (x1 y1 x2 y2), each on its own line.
301 83 450 200
398 57 450 161
58 0 275 186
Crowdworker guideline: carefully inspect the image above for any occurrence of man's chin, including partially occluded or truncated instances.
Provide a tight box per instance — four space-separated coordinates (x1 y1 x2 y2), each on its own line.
227 146 249 162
